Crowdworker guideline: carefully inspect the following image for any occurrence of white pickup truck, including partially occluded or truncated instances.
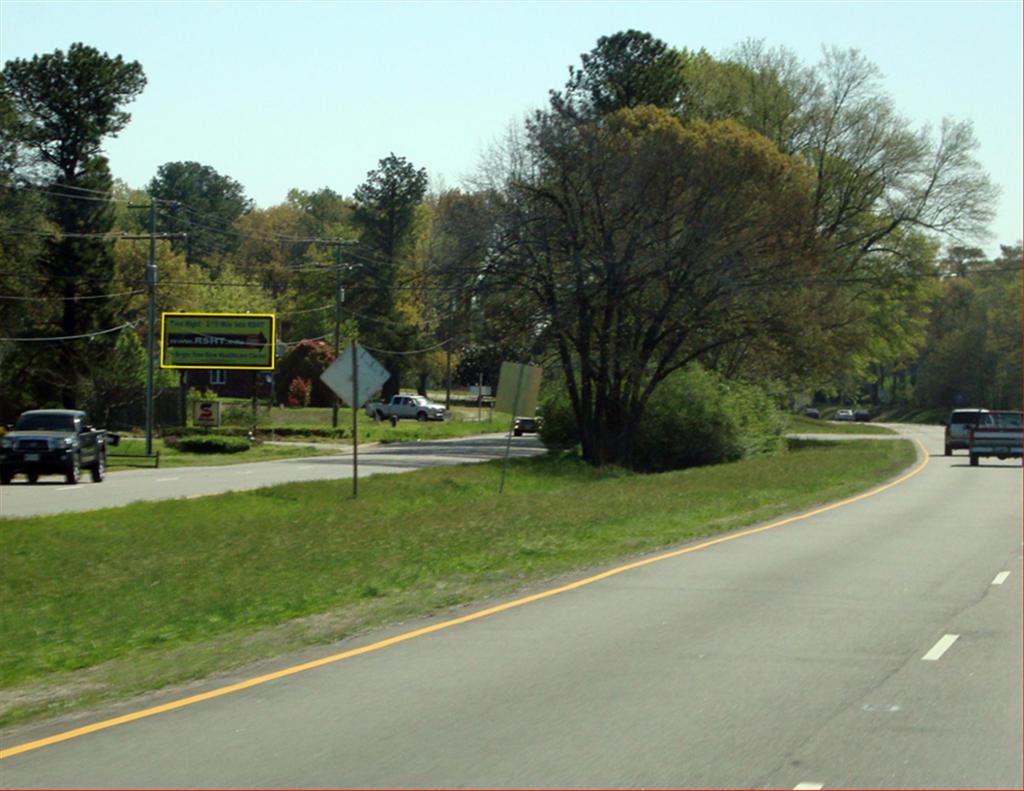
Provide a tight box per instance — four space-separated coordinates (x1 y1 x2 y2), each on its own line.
968 410 1023 466
365 394 448 423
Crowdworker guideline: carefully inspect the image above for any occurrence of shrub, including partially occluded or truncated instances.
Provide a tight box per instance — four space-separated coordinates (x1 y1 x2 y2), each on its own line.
175 436 251 454
632 364 784 472
277 340 336 406
537 388 579 450
287 377 312 407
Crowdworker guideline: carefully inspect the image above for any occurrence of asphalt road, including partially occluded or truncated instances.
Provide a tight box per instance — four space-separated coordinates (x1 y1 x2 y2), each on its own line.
1 425 1021 789
0 434 545 519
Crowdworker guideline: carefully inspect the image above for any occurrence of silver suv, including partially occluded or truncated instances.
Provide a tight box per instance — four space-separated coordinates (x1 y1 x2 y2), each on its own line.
945 408 987 455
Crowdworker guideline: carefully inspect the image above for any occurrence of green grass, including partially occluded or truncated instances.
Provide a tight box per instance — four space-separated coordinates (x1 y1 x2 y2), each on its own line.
109 416 514 470
786 415 896 435
0 438 915 726
108 438 338 469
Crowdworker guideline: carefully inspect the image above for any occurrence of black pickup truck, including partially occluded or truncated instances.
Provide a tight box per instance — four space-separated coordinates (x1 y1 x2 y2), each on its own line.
0 409 118 485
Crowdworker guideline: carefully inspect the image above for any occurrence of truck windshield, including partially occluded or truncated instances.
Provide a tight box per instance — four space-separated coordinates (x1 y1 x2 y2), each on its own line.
14 414 76 432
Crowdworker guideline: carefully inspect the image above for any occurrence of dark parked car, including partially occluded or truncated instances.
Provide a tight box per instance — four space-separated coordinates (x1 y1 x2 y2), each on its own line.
803 407 820 419
854 410 870 422
513 416 542 437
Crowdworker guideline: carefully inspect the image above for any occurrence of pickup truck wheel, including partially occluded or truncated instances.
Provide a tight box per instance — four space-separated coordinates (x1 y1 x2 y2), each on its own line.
416 412 427 422
375 410 386 421
90 452 105 482
27 472 38 484
65 454 81 484
389 415 398 427
969 454 979 467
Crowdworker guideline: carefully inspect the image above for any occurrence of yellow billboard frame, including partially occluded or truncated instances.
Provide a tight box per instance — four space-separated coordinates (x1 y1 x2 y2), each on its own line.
160 312 276 370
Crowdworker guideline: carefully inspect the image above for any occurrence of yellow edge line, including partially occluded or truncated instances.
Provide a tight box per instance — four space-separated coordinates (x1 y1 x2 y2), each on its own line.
2 439 929 760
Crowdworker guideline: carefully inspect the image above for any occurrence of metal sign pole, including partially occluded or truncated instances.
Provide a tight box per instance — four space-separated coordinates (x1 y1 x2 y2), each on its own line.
351 339 359 498
499 364 526 494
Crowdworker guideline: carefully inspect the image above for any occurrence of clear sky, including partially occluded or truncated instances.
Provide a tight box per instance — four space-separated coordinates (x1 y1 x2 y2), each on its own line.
2 0 1021 256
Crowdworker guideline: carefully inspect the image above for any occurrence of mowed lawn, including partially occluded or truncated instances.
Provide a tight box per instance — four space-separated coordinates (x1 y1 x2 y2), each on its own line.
0 438 916 726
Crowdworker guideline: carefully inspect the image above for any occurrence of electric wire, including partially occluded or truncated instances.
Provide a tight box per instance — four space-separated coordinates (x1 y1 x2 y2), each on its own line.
0 320 141 342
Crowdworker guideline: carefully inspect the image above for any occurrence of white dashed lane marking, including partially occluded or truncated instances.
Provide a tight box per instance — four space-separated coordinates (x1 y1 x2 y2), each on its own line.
922 634 959 661
992 571 1010 585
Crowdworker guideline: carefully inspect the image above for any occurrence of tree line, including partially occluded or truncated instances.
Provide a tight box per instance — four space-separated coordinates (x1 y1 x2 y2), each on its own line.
1 34 1019 469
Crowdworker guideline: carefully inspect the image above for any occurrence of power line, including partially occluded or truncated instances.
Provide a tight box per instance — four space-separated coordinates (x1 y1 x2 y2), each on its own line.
0 289 144 301
0 320 140 343
361 337 456 356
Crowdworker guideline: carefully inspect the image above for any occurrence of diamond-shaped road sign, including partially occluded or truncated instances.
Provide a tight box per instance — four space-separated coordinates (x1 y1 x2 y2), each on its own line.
320 343 390 408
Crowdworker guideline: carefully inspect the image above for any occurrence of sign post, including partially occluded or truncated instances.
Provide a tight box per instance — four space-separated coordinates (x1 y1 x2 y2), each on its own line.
495 361 543 493
351 339 359 497
319 342 390 497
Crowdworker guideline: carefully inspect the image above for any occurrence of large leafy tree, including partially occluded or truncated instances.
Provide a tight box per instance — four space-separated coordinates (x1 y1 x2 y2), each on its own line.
914 244 1022 409
2 43 146 408
491 105 820 467
689 42 996 393
147 160 253 266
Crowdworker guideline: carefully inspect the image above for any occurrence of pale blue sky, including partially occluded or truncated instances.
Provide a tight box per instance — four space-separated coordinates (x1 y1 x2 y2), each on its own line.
2 0 1021 255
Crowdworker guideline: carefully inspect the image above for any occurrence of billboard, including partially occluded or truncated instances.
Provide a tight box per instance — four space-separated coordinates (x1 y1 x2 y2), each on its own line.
160 312 276 370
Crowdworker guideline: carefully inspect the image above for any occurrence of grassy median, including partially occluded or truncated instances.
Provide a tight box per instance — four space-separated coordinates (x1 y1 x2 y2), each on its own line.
0 438 915 727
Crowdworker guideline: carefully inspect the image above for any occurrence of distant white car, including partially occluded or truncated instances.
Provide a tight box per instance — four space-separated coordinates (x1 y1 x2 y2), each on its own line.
834 409 855 421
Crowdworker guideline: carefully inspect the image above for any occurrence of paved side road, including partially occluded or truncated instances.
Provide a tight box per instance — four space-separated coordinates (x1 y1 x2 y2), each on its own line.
0 434 545 518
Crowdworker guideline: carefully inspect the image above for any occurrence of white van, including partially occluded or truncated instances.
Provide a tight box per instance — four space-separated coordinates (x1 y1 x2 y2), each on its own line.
944 408 987 455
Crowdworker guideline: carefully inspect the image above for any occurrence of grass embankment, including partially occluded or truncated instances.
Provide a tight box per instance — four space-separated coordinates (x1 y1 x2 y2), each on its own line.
0 438 916 727
785 415 896 435
108 438 338 469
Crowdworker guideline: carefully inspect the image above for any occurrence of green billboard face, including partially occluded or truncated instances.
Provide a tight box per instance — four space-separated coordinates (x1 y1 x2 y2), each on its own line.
160 312 276 370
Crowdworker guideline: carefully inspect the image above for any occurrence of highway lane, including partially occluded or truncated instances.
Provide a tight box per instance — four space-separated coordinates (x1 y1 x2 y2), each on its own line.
1 425 1020 788
0 434 545 518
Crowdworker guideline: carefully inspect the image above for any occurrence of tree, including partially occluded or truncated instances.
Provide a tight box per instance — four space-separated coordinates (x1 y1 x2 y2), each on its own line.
551 30 687 118
2 43 146 408
914 244 1022 409
350 153 429 399
491 105 821 467
147 161 253 266
676 41 996 397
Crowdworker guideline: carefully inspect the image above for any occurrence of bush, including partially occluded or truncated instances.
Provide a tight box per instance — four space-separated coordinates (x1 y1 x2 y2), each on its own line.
276 340 336 407
633 364 784 472
174 435 251 454
537 389 579 450
287 377 312 407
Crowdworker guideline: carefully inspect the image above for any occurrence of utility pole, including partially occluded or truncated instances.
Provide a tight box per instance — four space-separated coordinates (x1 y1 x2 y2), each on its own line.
333 250 344 428
317 239 358 428
144 203 156 456
445 291 454 410
125 202 182 456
